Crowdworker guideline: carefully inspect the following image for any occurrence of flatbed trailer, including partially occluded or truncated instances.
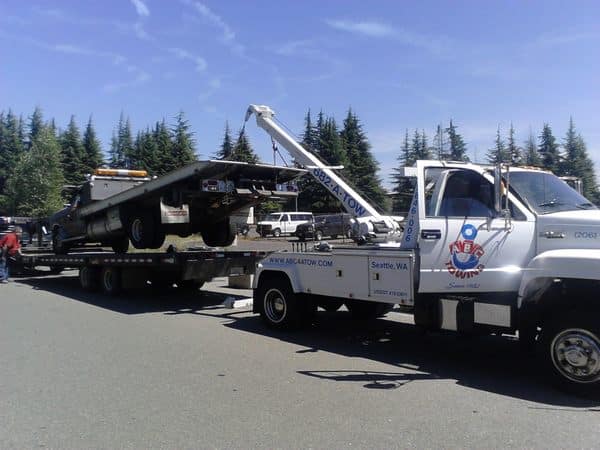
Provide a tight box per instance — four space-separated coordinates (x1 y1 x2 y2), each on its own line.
20 249 268 295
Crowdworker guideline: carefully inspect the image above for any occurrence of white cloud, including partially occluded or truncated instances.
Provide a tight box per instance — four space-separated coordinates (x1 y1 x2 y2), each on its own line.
534 31 600 47
168 47 207 72
325 19 395 38
198 77 222 101
130 0 150 17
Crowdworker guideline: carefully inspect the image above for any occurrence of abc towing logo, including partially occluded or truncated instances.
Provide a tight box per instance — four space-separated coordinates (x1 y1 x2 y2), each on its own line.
445 224 485 279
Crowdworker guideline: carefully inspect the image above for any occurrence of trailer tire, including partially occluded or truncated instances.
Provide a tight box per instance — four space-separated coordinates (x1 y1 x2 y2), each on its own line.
346 300 393 320
256 276 306 329
539 311 600 396
128 211 156 249
79 266 100 291
52 227 70 255
110 236 130 254
101 266 122 295
201 219 236 247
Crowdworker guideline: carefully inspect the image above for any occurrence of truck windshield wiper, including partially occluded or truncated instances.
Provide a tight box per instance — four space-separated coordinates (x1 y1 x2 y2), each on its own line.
576 202 595 209
538 199 564 208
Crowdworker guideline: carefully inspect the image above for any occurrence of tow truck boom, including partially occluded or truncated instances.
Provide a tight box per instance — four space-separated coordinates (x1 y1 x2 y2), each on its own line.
245 105 395 230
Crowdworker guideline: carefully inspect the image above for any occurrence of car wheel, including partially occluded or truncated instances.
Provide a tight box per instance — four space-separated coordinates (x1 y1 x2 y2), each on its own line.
315 230 323 241
272 228 281 238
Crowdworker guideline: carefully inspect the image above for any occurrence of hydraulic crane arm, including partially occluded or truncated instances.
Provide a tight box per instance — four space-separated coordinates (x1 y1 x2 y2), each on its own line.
245 104 381 219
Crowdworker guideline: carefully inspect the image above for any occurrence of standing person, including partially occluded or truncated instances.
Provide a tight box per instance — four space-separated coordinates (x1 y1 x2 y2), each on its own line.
0 226 22 284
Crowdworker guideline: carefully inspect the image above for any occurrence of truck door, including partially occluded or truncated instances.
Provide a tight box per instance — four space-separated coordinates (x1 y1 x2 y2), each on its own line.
416 161 536 294
280 214 290 234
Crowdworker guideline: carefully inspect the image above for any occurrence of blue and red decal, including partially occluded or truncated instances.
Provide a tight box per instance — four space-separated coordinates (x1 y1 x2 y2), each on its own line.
446 224 485 278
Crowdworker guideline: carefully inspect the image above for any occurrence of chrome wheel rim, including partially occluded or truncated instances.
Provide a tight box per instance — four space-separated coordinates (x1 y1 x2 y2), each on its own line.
264 288 286 323
551 328 600 384
131 219 143 243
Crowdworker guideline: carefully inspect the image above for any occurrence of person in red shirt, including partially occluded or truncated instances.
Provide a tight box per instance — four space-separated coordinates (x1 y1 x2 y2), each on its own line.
0 226 22 283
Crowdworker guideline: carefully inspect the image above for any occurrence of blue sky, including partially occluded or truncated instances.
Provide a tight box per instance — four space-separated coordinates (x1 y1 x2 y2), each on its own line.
1 0 599 188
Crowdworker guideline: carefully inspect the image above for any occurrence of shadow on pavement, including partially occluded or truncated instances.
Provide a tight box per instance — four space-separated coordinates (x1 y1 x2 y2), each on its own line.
17 273 600 408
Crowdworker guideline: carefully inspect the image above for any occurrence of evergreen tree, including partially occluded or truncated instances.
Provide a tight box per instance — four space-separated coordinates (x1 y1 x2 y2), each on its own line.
561 118 599 202
296 109 327 212
120 116 135 168
4 127 64 216
231 128 259 163
82 116 104 173
507 123 522 164
391 129 416 212
538 123 561 174
28 106 45 148
170 111 196 167
446 120 468 161
487 126 510 164
153 120 174 175
59 115 86 184
433 124 447 160
216 121 234 159
523 128 542 166
134 127 160 174
412 129 432 160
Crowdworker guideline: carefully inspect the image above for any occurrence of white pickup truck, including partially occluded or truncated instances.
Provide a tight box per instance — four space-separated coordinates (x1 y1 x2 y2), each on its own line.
252 160 600 395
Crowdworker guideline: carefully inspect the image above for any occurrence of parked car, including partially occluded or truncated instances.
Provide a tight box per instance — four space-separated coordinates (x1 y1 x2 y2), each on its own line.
256 212 313 237
295 213 354 241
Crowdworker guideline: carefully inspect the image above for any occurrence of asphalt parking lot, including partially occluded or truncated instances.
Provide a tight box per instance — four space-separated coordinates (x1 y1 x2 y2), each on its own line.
1 237 600 448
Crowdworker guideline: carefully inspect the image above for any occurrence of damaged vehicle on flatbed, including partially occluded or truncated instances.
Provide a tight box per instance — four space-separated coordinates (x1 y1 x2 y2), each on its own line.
48 161 304 254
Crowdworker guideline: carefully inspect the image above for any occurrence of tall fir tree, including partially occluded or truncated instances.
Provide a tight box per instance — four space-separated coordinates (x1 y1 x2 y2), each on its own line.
170 111 196 167
391 129 416 212
28 106 45 149
507 123 522 164
446 120 468 161
523 128 542 166
59 115 86 184
433 124 447 160
561 118 599 202
487 126 510 164
232 128 259 163
82 116 104 173
4 126 64 216
538 123 561 174
216 121 234 159
153 119 174 175
120 116 135 168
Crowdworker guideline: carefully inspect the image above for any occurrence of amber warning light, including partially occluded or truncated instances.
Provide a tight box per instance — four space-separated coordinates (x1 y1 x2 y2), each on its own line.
95 168 148 177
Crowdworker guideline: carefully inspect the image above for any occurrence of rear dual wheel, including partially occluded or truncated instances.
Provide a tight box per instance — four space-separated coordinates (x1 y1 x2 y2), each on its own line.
128 211 165 249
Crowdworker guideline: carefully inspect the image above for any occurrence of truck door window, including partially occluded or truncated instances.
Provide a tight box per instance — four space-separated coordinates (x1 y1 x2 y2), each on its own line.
425 168 494 218
281 214 289 222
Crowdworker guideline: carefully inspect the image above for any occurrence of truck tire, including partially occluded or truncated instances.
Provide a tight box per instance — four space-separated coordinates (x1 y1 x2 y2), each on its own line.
255 276 307 329
272 228 281 238
201 219 236 247
79 266 100 291
110 236 130 254
52 227 70 255
128 211 156 249
101 266 122 295
152 229 166 249
346 300 393 320
539 312 600 396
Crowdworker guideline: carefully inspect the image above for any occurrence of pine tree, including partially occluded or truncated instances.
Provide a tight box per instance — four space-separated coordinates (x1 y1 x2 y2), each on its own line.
134 127 160 174
170 111 196 167
28 106 45 149
446 120 468 161
523 128 542 167
231 128 259 163
5 127 64 216
538 123 561 174
433 124 447 160
411 129 432 160
82 116 104 173
59 115 86 184
487 126 510 164
153 120 174 175
120 116 135 168
561 118 600 202
296 109 327 212
391 129 416 212
216 121 234 159
507 123 522 164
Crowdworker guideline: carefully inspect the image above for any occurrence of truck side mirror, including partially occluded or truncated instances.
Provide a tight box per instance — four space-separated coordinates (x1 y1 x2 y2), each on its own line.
494 165 502 215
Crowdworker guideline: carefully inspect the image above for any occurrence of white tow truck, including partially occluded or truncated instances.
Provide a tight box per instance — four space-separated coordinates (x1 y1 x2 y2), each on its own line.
251 151 600 393
245 105 400 241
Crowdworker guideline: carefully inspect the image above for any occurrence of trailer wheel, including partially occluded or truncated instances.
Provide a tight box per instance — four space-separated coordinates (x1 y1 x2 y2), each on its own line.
201 219 236 247
110 236 130 254
256 277 306 329
128 212 156 249
101 266 122 295
539 312 600 395
346 300 393 320
52 227 70 255
79 266 100 291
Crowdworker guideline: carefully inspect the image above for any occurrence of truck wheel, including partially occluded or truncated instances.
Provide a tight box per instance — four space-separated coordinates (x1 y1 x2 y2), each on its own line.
79 266 100 291
256 277 306 329
315 230 323 241
128 212 156 249
101 266 122 295
539 313 600 395
152 229 166 249
110 236 130 254
346 300 393 320
52 228 70 255
272 228 281 238
201 219 236 247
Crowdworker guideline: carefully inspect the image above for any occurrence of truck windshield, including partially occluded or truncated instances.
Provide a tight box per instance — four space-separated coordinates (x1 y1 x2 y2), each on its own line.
264 213 281 221
509 171 596 214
